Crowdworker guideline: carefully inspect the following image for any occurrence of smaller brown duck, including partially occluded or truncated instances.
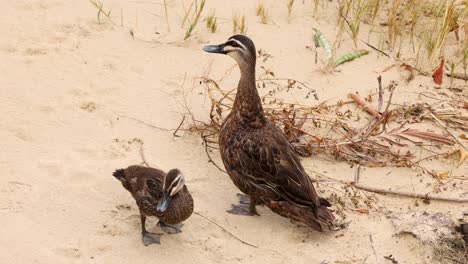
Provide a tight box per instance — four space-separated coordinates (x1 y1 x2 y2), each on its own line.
112 165 193 245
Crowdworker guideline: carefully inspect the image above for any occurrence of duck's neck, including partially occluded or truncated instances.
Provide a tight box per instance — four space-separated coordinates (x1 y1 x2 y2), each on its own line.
232 62 266 126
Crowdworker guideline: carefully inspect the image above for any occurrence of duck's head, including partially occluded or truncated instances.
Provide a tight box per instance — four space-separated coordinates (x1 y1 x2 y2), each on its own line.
156 169 186 213
203 35 256 68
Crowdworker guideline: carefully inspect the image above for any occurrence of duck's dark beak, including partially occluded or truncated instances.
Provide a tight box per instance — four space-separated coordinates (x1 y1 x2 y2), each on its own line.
202 44 226 54
156 193 172 213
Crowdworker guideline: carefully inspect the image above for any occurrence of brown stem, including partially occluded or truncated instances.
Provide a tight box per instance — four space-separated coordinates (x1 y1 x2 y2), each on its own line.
193 212 258 248
351 183 468 203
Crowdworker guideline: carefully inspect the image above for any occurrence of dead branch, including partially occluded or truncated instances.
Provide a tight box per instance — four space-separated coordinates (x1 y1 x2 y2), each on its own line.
139 143 152 167
430 113 467 150
202 135 226 173
384 255 399 264
193 211 258 248
376 76 384 112
402 129 455 145
353 166 467 202
351 183 468 203
115 113 171 131
258 77 317 93
191 67 459 177
173 115 186 137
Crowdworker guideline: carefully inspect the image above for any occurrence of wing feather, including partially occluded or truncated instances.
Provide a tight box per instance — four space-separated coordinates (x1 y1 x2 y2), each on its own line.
226 124 320 206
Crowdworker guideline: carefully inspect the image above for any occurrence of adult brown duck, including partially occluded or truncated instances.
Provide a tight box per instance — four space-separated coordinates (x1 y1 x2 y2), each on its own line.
112 165 193 245
203 35 335 231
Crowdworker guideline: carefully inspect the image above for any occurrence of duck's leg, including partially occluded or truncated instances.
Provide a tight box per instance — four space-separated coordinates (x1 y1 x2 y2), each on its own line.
157 221 183 234
140 215 161 246
227 194 260 216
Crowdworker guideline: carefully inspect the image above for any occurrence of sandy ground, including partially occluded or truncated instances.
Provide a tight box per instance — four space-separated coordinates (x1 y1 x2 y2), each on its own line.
1 1 466 263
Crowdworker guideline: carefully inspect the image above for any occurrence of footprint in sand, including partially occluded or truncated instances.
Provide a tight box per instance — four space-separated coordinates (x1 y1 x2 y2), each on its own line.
16 1 62 11
72 146 97 158
80 102 97 112
68 88 90 97
95 245 112 253
116 204 132 211
106 138 144 159
0 43 18 54
0 181 32 213
22 47 48 56
8 127 33 142
55 247 81 258
101 223 125 237
58 24 91 38
37 160 64 180
100 204 140 237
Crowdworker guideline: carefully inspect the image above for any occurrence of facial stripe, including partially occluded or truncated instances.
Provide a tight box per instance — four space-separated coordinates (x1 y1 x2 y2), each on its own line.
223 46 243 53
167 174 181 190
169 174 185 196
227 38 247 51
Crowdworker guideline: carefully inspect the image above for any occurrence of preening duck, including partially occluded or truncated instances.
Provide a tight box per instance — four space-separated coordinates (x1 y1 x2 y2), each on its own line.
112 165 193 245
203 35 335 231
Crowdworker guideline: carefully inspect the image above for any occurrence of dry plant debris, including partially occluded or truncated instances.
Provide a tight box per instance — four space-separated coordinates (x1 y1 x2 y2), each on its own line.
389 211 467 264
188 70 466 178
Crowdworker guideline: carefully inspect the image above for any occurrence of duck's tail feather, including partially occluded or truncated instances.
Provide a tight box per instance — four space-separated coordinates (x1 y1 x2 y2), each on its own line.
265 199 335 232
319 197 331 207
112 168 126 181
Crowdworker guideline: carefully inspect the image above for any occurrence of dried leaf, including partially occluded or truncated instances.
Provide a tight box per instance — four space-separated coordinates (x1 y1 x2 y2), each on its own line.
460 134 468 140
401 63 413 72
436 171 449 180
402 129 454 145
352 208 369 214
458 149 467 165
432 58 444 85
375 64 397 73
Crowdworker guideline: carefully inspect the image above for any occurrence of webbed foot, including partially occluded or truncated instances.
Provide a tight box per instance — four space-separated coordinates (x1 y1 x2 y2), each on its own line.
158 222 183 234
227 195 260 216
237 193 251 205
142 231 161 246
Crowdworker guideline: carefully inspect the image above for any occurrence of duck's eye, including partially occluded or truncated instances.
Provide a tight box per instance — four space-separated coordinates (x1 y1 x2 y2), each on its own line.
226 40 241 48
224 39 246 53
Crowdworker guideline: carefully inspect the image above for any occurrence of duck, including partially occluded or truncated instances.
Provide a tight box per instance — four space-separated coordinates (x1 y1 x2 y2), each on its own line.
112 165 193 245
203 35 335 231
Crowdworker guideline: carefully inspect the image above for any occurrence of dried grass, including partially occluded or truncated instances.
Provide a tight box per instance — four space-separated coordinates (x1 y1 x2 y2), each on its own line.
187 60 466 177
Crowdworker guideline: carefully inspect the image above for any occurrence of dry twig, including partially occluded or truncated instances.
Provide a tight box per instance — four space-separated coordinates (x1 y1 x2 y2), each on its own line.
193 211 258 248
202 135 226 173
352 166 468 203
139 143 152 167
173 115 186 137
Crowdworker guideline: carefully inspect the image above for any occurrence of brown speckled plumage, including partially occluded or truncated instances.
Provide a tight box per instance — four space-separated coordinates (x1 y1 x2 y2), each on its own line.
456 223 468 244
204 35 335 231
112 165 193 245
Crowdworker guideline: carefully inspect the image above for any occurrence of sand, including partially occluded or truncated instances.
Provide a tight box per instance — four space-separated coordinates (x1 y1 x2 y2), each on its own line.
1 1 466 263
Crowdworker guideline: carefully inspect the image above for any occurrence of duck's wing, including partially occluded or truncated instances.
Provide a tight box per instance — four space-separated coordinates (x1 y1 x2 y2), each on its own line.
134 177 163 213
226 125 321 207
145 177 163 200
